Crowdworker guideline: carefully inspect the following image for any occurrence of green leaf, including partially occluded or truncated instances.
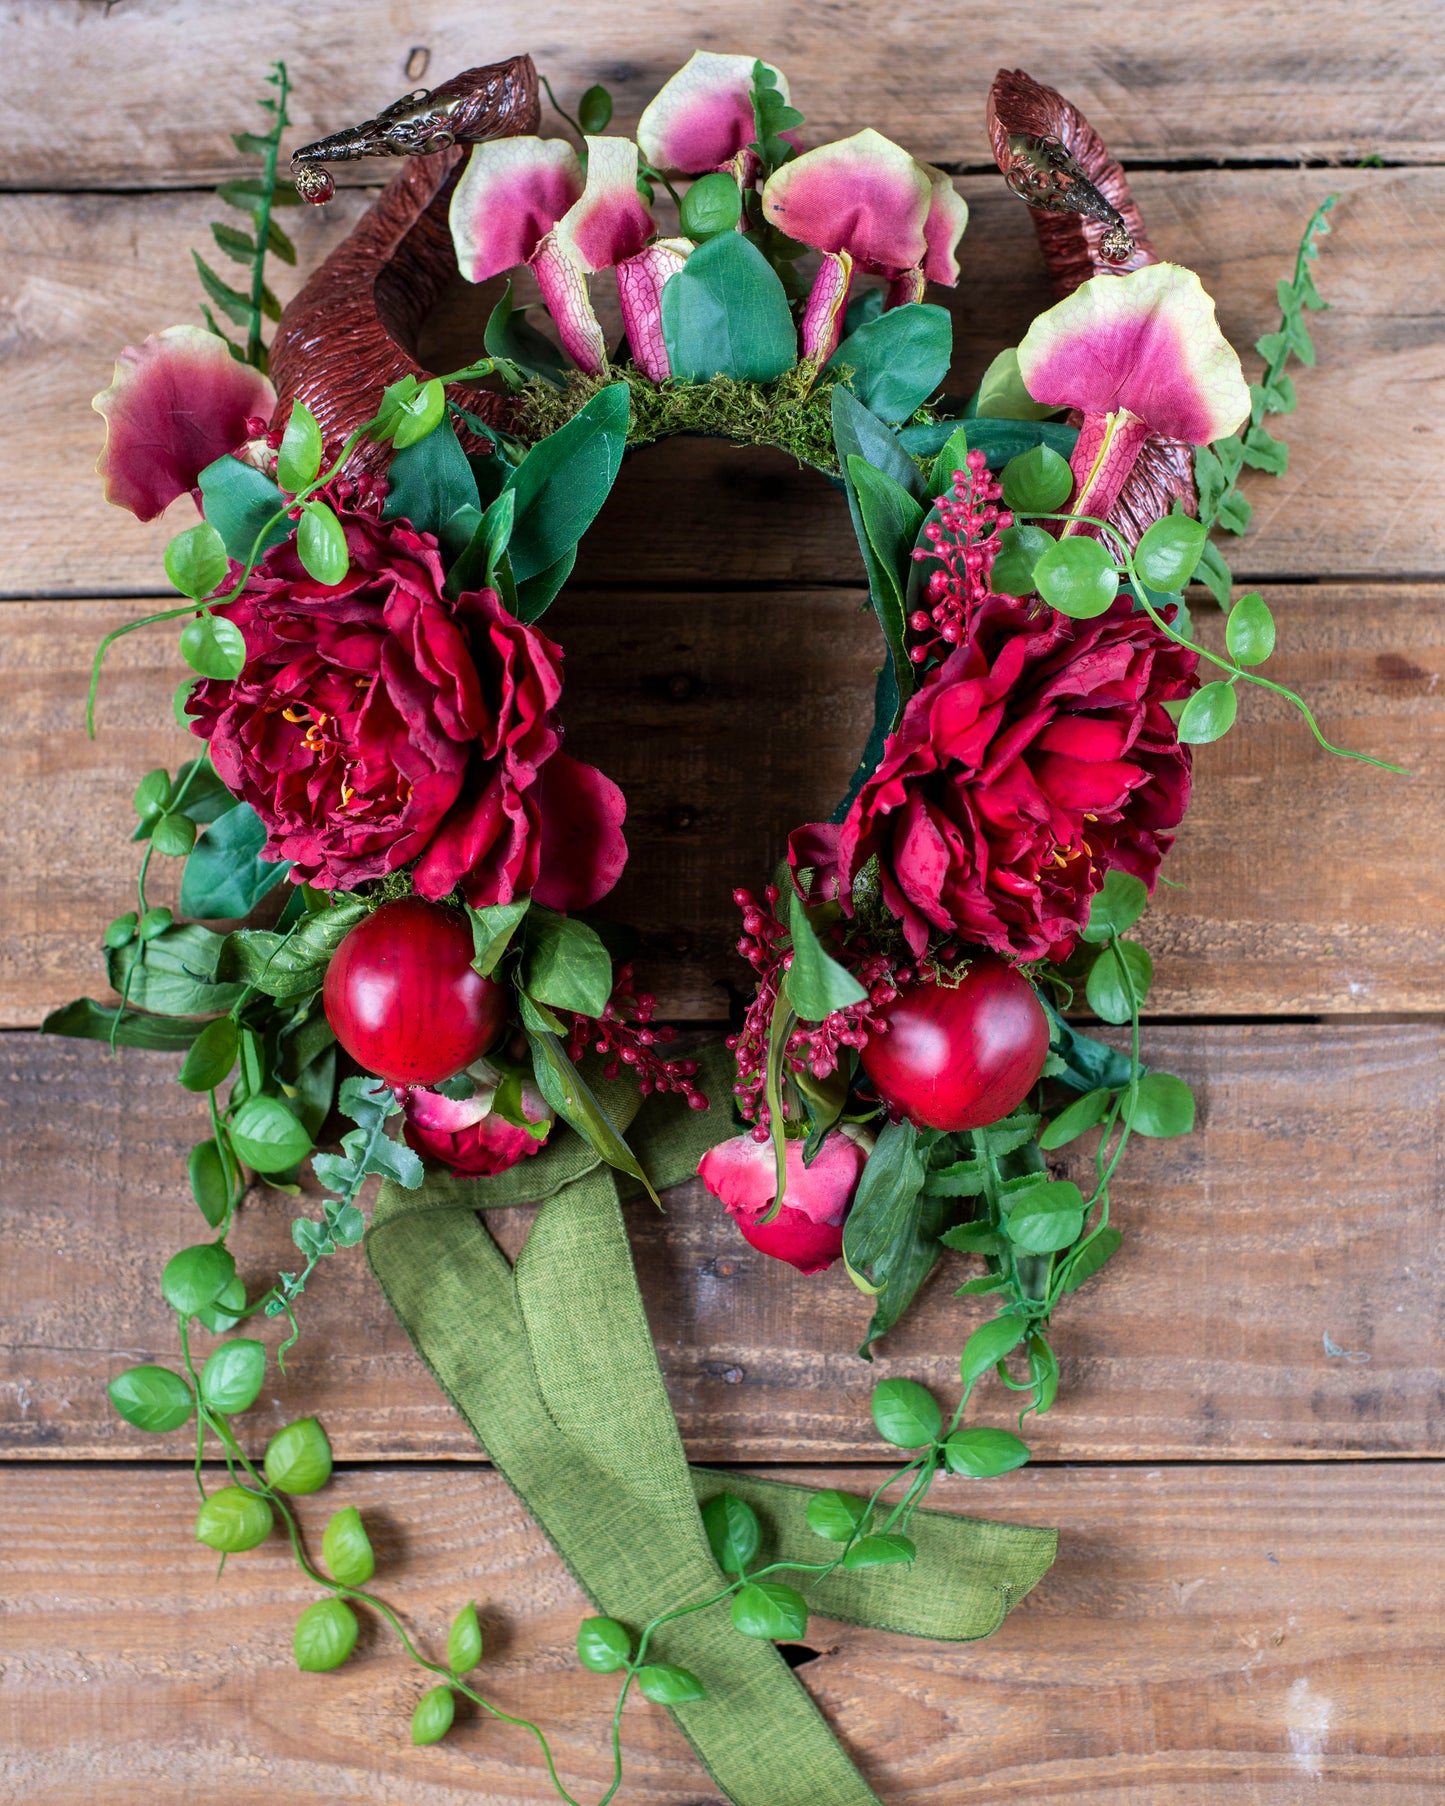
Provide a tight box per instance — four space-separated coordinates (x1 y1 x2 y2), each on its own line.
180 802 289 918
636 1663 707 1705
1177 681 1238 745
179 612 247 680
1085 940 1153 1024
192 251 257 329
384 417 480 540
503 384 630 592
199 1338 266 1413
943 1426 1030 1478
1134 514 1208 592
1004 1180 1086 1254
1226 592 1275 665
576 1616 631 1673
577 82 613 134
960 1315 1026 1392
784 893 867 1019
974 346 1058 421
989 523 1054 598
296 501 348 586
277 400 323 492
1034 536 1120 618
679 170 742 238
211 219 257 263
197 455 289 562
1122 1071 1196 1137
1081 870 1149 944
928 423 973 498
701 1492 761 1576
805 1490 871 1543
1192 538 1233 608
230 1094 312 1173
849 454 925 708
151 812 198 857
900 416 1078 473
468 899 530 979
1000 444 1073 513
1241 420 1289 476
294 1597 358 1672
42 998 207 1052
109 1365 194 1433
484 281 569 387
446 488 515 599
939 1219 1005 1253
196 1485 274 1552
390 378 446 450
1061 1226 1123 1293
410 1685 456 1745
446 1602 483 1675
217 895 369 1000
526 1029 658 1204
165 522 230 600
196 1272 247 1334
841 1533 917 1570
522 908 613 1018
188 1138 231 1226
1039 1088 1111 1150
841 1118 925 1280
514 544 577 620
660 232 797 383
264 1416 333 1494
870 1376 942 1449
926 1160 989 1199
826 303 952 423
322 1505 376 1587
106 921 243 1016
730 1580 807 1641
162 1241 237 1317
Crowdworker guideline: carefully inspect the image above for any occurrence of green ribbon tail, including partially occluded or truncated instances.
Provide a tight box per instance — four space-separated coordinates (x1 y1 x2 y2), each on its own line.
367 1048 1055 1806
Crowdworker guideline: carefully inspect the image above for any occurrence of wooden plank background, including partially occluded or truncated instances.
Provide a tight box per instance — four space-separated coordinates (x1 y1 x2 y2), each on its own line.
1 3 1442 1801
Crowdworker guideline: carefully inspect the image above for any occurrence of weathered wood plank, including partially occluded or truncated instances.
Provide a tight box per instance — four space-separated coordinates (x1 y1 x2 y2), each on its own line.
1 587 1435 1027
2 170 1441 599
4 0 1444 187
1 1461 1441 1801
2 1026 1439 1462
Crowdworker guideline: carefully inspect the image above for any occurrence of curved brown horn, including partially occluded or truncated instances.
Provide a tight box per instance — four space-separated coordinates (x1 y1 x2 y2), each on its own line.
268 54 541 475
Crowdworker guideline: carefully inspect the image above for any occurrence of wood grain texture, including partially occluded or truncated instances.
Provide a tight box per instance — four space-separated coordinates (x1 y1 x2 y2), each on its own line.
3 1026 1439 1463
4 0 1444 186
2 170 1442 600
2 588 1436 1027
2 1461 1441 1802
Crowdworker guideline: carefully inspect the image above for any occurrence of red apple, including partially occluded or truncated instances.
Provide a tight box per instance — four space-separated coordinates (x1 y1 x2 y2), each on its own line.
323 897 507 1087
860 957 1049 1131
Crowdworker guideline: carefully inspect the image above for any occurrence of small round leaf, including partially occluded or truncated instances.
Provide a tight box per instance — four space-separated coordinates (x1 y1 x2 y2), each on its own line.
196 1484 273 1552
577 83 613 134
229 1094 312 1173
576 1616 632 1673
988 523 1054 598
323 1506 376 1588
161 1241 237 1317
942 1427 1031 1478
1039 1088 1111 1150
151 812 197 857
446 1601 483 1675
636 1663 706 1704
188 1138 232 1229
178 1016 240 1093
164 522 229 601
297 500 349 585
411 1684 456 1745
1122 1071 1196 1138
1176 680 1238 745
805 1490 870 1544
133 769 171 821
389 379 446 451
1034 535 1120 618
277 399 324 493
680 172 742 239
870 1377 942 1449
104 912 138 950
1134 514 1207 592
293 1596 358 1671
138 906 173 940
840 1533 916 1571
1081 869 1149 945
1000 444 1073 514
1085 939 1153 1025
200 1338 266 1414
729 1580 807 1641
701 1492 761 1576
108 1364 194 1433
1226 591 1275 665
1004 1181 1086 1254
960 1315 1027 1391
196 1272 247 1334
179 612 247 680
264 1416 333 1495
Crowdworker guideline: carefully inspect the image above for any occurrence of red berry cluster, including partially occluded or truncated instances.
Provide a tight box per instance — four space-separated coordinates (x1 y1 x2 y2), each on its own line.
727 885 902 1137
907 449 1012 666
563 963 709 1110
240 414 389 515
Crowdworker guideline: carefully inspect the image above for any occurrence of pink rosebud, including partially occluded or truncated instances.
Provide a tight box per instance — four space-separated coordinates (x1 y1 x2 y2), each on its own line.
93 325 275 521
402 1061 555 1179
637 50 792 177
698 1129 869 1274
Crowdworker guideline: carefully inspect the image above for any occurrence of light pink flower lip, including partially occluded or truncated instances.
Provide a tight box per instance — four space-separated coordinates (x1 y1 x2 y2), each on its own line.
637 50 790 176
93 324 275 522
554 136 654 273
448 136 584 282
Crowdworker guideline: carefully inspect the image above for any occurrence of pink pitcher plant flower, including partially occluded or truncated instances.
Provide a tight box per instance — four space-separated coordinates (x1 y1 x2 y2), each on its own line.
637 49 792 182
760 130 969 360
1016 262 1249 536
93 324 275 521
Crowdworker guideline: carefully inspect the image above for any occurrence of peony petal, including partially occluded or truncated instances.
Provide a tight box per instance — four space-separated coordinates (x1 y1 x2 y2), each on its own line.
554 137 654 274
449 135 585 282
918 161 969 285
1016 262 1249 445
637 50 789 176
615 239 690 381
93 325 274 522
760 129 932 276
530 752 628 910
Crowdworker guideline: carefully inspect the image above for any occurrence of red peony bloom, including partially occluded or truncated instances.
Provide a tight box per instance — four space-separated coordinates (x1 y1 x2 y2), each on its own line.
186 512 626 909
698 1129 869 1274
794 594 1196 962
402 1061 554 1178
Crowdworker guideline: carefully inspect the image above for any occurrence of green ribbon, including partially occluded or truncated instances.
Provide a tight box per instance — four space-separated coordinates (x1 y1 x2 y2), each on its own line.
368 1045 1055 1806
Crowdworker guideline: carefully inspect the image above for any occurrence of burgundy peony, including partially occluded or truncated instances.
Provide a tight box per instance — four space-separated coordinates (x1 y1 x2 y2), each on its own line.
186 511 626 908
698 1129 869 1274
402 1061 555 1178
795 594 1196 962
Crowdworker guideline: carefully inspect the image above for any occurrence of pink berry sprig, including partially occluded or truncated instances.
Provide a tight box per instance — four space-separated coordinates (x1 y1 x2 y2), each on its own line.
907 450 1011 667
564 963 708 1110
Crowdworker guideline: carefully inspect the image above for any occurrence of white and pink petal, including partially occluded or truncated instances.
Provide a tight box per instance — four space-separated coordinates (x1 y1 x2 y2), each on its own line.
637 50 787 176
760 129 932 276
554 136 654 274
449 136 585 283
919 161 969 286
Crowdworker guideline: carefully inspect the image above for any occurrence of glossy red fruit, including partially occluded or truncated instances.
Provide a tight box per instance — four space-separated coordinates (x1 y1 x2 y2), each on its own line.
859 957 1049 1131
323 898 507 1087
